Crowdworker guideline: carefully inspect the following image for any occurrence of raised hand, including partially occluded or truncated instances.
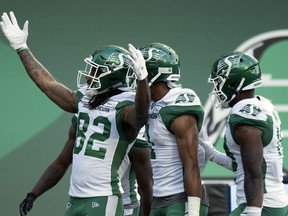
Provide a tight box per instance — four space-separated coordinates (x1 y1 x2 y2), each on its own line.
0 11 29 50
127 43 148 81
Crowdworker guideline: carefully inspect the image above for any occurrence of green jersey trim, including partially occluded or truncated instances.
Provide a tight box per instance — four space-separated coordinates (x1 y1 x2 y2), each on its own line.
110 100 135 195
126 165 138 204
110 136 131 195
71 115 77 129
159 105 204 132
76 90 83 111
129 139 150 155
262 158 267 193
223 136 238 172
115 100 135 143
229 114 273 147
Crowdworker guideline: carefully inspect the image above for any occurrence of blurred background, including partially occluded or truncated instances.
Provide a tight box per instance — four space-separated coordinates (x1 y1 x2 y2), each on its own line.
1 0 288 215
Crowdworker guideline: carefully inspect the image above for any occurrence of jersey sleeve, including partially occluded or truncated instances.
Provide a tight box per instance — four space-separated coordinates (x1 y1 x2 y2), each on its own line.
76 89 85 104
129 138 150 155
229 102 273 146
114 93 136 144
159 89 204 132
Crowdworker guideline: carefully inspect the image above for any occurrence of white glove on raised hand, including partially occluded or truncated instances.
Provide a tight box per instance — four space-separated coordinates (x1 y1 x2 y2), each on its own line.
127 43 148 81
0 11 29 50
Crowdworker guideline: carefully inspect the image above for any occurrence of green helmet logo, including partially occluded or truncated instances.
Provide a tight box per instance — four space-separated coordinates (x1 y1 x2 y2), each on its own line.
140 42 181 86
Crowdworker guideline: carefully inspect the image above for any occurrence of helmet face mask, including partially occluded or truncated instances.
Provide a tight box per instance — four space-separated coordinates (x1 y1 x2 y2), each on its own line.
140 43 181 86
126 67 137 91
77 56 110 90
208 75 230 108
208 51 262 108
77 45 132 96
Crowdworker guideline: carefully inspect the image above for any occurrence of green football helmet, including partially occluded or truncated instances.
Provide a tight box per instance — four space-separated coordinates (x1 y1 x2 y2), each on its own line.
208 51 262 108
77 45 132 96
140 42 180 86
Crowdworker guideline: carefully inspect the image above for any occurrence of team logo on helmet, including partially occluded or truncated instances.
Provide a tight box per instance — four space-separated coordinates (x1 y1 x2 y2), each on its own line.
106 53 130 71
141 47 167 62
217 54 242 77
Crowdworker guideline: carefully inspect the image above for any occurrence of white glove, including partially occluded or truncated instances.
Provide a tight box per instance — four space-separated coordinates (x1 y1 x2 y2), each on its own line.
0 11 29 50
127 43 148 81
240 206 262 216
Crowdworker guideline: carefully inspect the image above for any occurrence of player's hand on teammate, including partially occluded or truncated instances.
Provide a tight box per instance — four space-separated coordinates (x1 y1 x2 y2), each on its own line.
127 43 148 81
0 11 29 50
19 193 36 216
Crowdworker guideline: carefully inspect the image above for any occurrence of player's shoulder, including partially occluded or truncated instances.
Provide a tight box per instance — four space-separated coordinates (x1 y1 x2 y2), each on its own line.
164 87 201 105
232 96 272 112
230 96 272 121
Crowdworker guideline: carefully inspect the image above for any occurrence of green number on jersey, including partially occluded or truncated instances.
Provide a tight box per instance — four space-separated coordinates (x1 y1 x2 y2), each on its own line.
74 112 111 159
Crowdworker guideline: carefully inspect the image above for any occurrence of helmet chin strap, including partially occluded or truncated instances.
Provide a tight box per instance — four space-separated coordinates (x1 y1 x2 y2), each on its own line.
167 81 181 88
224 77 246 107
236 77 245 92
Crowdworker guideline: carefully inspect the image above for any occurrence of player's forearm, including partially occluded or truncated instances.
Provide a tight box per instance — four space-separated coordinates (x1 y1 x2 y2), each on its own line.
244 176 263 207
18 50 77 112
209 151 232 170
133 78 150 127
138 178 153 215
185 169 201 197
139 195 152 216
31 163 69 198
200 138 232 170
185 169 201 216
18 50 56 91
135 167 152 215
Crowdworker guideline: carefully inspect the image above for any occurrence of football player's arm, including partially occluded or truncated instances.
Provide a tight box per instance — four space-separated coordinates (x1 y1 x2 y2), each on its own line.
171 114 201 216
19 125 75 216
130 147 153 216
0 11 77 113
122 44 150 135
18 51 77 113
235 125 263 209
199 133 232 170
31 125 75 196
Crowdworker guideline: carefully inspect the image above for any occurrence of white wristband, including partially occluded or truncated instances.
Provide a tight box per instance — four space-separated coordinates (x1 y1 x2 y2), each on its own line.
241 206 262 216
187 196 200 216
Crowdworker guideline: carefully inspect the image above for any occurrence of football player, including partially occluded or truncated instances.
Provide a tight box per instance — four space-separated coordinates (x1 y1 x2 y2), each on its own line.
207 51 288 216
139 42 204 216
0 11 151 216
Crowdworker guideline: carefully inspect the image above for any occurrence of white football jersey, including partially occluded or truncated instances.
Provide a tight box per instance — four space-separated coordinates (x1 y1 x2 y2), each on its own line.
225 96 288 207
146 87 204 197
69 90 136 197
